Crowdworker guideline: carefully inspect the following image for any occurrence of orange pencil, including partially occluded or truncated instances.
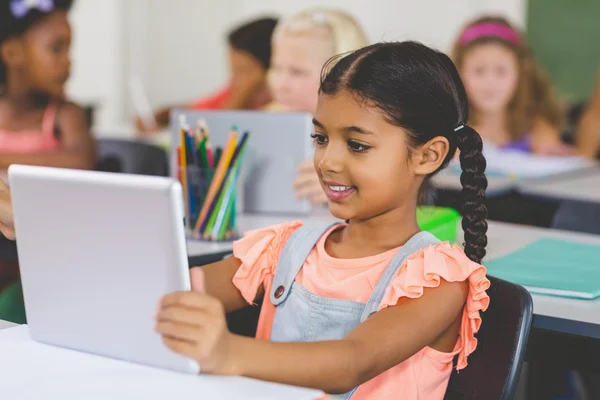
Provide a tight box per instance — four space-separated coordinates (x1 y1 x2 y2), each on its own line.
179 128 190 227
193 129 238 234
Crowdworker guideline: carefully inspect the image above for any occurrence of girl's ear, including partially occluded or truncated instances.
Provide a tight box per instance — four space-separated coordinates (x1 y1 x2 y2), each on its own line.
1 38 25 68
412 136 450 176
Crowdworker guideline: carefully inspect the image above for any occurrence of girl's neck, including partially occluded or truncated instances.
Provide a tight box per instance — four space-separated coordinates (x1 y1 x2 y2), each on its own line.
341 201 421 255
2 80 48 111
472 109 510 144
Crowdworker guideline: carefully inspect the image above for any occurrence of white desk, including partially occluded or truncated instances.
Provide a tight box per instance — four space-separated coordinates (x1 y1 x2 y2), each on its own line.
517 166 600 203
0 325 323 400
485 221 600 335
431 169 515 196
0 319 16 330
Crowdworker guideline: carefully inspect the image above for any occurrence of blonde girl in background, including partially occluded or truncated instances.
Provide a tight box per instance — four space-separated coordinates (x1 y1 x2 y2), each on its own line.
266 8 369 204
452 16 575 155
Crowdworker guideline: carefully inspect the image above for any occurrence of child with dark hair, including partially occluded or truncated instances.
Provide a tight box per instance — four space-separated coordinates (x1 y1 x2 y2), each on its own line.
155 41 490 399
137 16 278 134
0 0 95 173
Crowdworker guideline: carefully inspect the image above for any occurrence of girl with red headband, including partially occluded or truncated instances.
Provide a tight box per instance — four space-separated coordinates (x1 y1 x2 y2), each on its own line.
452 16 576 155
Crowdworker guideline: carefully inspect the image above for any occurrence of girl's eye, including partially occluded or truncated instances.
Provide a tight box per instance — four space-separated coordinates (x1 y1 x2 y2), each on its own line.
50 41 65 55
310 133 328 145
348 140 370 153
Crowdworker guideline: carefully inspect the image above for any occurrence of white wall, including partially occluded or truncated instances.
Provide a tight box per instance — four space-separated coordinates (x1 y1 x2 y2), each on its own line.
67 0 125 130
233 0 526 52
65 0 526 133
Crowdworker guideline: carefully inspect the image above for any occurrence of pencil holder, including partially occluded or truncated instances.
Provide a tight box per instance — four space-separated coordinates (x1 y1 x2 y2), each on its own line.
179 165 243 241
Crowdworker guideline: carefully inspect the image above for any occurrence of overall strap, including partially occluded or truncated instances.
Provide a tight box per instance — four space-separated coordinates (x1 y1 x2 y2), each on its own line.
270 223 340 306
359 231 441 323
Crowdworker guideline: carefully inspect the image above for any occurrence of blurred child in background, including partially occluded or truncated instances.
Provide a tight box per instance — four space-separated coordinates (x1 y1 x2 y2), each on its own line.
0 0 95 175
137 17 278 134
267 8 368 204
576 67 600 159
452 16 575 156
0 0 96 325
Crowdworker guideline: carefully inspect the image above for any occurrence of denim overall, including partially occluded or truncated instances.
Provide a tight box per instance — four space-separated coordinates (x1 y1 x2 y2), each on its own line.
269 223 440 399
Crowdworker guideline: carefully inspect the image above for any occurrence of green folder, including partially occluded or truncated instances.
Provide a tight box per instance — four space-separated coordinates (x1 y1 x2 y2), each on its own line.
484 238 600 299
417 206 460 243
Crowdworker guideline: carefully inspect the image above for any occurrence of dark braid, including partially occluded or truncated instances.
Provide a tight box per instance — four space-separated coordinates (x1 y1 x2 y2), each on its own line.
320 41 489 263
457 125 488 263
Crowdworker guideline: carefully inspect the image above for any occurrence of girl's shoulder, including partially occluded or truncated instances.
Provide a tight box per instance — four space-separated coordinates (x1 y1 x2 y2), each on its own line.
380 242 490 369
233 221 304 263
231 221 305 304
54 101 88 124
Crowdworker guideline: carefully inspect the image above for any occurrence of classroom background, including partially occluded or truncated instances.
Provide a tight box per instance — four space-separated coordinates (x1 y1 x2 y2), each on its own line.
61 0 599 138
2 0 600 399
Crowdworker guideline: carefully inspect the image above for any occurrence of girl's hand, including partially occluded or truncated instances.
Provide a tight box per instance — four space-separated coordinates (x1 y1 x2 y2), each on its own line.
293 160 328 205
135 116 160 136
155 290 237 375
0 180 15 240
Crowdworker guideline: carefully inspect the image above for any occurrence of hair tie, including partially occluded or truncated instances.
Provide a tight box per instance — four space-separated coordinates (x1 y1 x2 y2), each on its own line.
454 123 466 132
459 22 520 45
10 0 54 19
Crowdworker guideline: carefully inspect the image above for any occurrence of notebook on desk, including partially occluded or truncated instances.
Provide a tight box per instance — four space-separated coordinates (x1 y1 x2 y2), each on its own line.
484 238 600 299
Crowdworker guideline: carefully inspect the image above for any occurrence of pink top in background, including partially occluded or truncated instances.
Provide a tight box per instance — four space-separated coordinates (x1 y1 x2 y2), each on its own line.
232 222 490 400
0 102 60 153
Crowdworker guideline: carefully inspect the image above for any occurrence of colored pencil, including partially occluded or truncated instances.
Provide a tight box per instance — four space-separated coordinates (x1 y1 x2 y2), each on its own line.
179 127 190 228
214 147 223 167
206 142 214 168
203 131 250 237
212 139 248 239
193 129 238 235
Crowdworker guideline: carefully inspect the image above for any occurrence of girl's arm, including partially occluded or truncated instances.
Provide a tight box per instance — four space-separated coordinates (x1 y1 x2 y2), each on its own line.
0 103 95 170
156 279 468 394
576 70 600 159
0 180 15 240
190 257 259 313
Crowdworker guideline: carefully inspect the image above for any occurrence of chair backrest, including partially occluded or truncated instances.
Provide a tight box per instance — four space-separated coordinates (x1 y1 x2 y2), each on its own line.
552 200 600 235
444 276 533 400
96 139 168 176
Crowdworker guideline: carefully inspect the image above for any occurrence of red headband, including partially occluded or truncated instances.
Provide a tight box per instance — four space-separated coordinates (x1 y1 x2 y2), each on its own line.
459 22 521 45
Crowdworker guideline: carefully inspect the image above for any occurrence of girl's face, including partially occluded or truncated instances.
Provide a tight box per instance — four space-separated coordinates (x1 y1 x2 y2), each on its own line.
460 43 519 115
21 11 72 97
270 33 333 113
311 91 423 222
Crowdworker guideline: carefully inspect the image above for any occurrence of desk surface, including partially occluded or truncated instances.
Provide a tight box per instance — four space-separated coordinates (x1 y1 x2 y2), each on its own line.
431 169 515 196
0 325 322 399
0 319 16 330
517 166 600 203
484 221 600 330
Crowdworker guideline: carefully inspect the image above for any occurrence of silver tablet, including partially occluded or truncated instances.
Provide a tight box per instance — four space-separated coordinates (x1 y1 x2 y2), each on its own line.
9 164 198 374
